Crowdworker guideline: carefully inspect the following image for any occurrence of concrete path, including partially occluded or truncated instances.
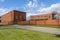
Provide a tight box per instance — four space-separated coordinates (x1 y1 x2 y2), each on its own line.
10 25 60 35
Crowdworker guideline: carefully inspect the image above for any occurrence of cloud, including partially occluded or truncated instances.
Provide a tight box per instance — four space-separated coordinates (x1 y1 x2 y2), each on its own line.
24 0 40 20
38 3 60 14
0 7 20 16
25 0 46 13
27 12 37 17
26 0 39 9
26 0 38 8
0 8 11 16
27 12 38 20
25 0 39 13
27 1 33 8
25 2 60 20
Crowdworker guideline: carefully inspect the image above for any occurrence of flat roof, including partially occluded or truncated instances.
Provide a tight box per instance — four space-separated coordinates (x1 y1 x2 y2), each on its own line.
1 10 26 16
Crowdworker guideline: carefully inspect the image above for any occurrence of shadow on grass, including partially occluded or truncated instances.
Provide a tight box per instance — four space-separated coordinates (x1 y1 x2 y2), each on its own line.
56 34 60 37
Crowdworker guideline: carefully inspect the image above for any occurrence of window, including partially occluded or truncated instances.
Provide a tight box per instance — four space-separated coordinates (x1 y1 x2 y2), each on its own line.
52 14 56 20
20 16 22 19
22 16 24 20
16 16 18 19
20 16 25 21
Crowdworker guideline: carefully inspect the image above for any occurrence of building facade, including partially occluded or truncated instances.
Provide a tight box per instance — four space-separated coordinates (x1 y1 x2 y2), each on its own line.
0 17 1 23
30 12 60 25
0 10 60 25
1 10 26 24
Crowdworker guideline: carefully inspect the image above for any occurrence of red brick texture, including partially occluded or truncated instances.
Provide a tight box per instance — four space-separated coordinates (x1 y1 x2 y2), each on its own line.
14 10 26 24
17 21 30 24
30 12 60 25
0 10 60 26
1 10 26 24
1 11 14 24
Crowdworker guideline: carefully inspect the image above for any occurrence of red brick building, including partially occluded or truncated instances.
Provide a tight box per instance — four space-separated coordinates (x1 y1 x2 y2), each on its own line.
1 10 26 24
30 12 60 25
0 10 60 25
0 17 1 22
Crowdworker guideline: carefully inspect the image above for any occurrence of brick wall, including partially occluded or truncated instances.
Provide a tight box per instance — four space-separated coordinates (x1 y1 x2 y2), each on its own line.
1 10 60 26
17 21 30 24
30 12 60 25
1 11 14 24
1 10 26 24
14 10 26 24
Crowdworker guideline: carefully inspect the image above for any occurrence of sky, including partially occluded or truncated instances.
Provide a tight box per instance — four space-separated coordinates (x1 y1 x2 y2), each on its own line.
0 0 60 20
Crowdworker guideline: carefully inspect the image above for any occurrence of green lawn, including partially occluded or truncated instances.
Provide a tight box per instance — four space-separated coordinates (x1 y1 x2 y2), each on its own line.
20 24 60 28
0 26 60 40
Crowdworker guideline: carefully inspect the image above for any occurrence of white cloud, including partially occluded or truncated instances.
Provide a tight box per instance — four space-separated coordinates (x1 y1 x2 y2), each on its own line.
26 1 36 8
25 0 39 14
27 12 36 17
27 12 38 20
38 3 60 14
26 3 60 20
0 8 11 16
27 1 33 8
26 0 38 8
0 7 20 16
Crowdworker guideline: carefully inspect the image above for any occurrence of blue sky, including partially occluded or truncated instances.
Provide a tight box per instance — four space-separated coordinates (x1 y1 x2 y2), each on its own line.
0 0 60 20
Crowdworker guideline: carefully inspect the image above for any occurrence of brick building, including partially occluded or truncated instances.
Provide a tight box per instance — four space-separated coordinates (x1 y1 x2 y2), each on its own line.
0 10 60 25
1 10 26 24
30 12 60 25
0 17 1 22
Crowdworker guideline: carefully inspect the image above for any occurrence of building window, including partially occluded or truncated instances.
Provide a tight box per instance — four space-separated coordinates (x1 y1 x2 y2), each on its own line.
20 16 25 21
20 16 22 19
52 14 56 20
22 16 24 20
16 16 18 19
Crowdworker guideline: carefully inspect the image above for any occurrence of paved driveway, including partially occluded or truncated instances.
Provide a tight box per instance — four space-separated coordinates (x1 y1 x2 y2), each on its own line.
10 25 60 35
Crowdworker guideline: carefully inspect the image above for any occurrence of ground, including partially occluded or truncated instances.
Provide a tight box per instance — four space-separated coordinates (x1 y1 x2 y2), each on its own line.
20 24 60 28
0 25 60 40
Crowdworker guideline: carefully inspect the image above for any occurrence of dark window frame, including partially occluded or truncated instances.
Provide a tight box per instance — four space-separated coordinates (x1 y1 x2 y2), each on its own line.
52 13 56 20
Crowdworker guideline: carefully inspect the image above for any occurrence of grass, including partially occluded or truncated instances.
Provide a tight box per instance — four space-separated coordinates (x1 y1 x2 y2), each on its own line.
0 26 60 40
20 24 60 28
